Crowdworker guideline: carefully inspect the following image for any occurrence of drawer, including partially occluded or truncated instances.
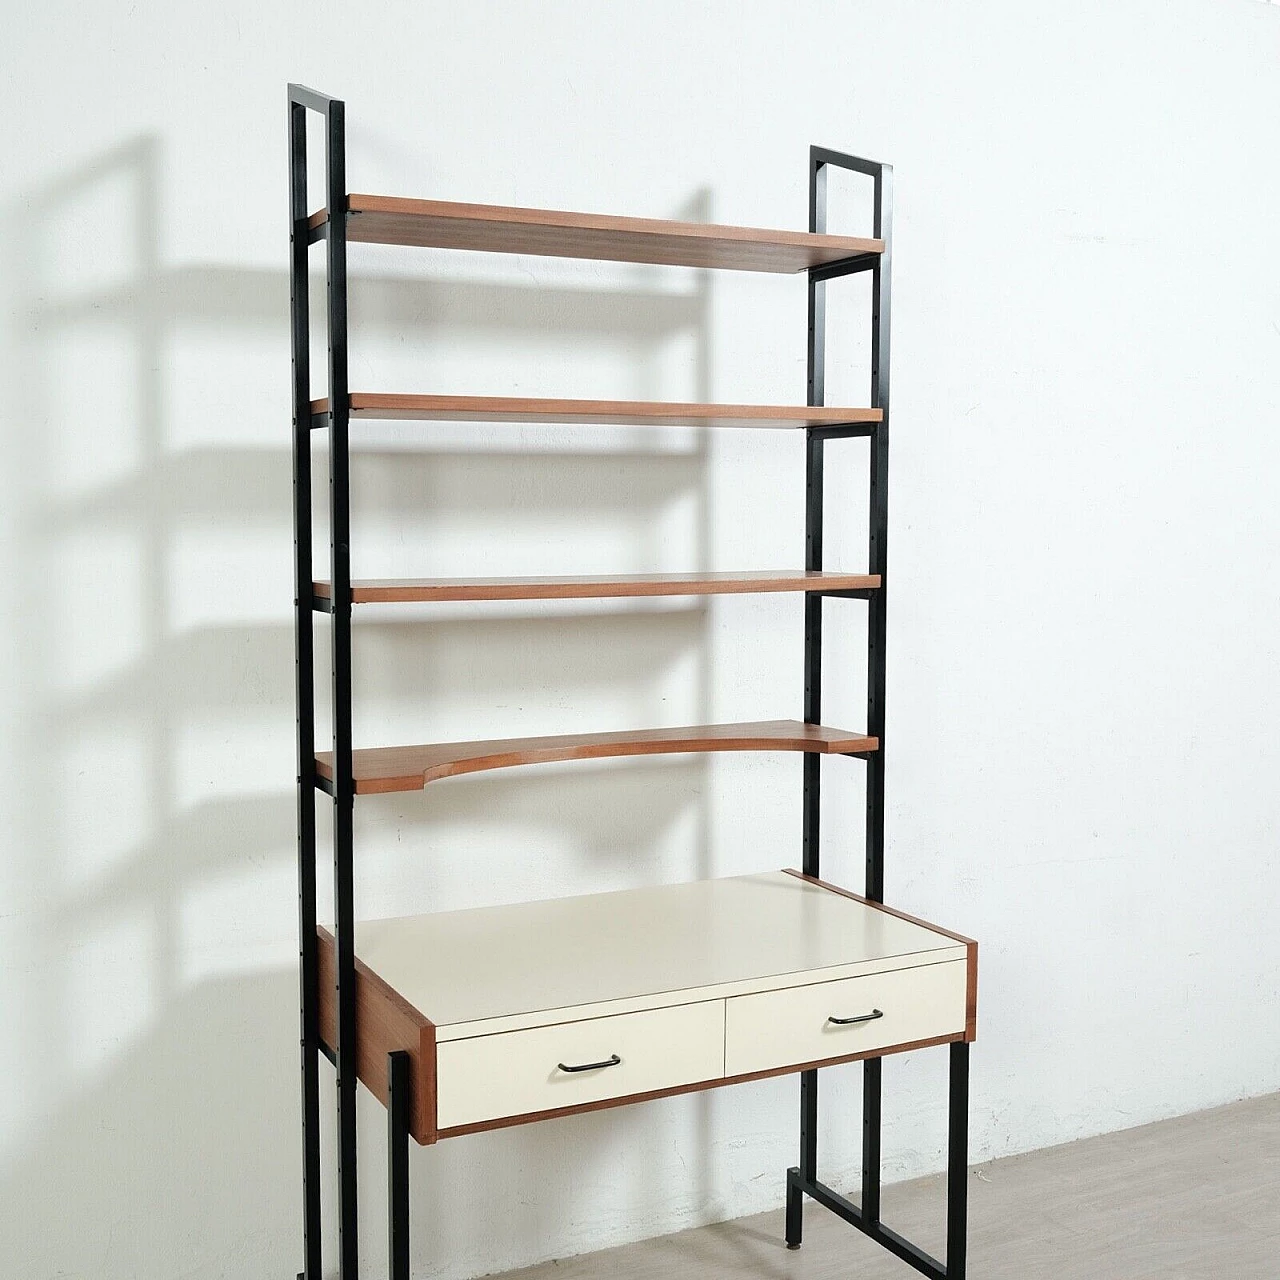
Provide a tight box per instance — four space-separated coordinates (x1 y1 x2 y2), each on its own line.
436 999 725 1131
724 960 966 1078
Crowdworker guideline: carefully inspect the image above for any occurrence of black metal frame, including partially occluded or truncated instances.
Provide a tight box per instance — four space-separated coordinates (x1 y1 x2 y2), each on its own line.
288 85 321 1280
785 145 969 1279
289 82 370 1280
290 88 967 1280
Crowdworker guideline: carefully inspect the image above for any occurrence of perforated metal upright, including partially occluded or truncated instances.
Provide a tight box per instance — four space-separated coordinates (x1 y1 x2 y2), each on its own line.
785 146 970 1280
289 83 364 1280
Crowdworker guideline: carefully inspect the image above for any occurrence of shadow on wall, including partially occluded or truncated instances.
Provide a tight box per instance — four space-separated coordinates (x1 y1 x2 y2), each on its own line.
0 134 723 1277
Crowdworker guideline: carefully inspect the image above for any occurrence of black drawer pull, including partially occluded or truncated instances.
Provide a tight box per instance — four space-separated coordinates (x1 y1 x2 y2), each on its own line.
557 1053 622 1073
828 1009 884 1026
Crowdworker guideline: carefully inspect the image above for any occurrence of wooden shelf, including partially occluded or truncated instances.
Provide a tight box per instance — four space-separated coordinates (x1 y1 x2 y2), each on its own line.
316 719 876 795
311 393 880 430
308 195 883 273
314 570 879 605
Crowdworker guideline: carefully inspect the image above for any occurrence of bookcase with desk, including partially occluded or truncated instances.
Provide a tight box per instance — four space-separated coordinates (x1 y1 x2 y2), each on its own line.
289 84 976 1280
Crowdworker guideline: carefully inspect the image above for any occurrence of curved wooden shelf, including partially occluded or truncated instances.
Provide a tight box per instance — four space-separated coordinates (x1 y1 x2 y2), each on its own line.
316 720 877 795
311 393 880 430
308 195 883 273
314 570 879 605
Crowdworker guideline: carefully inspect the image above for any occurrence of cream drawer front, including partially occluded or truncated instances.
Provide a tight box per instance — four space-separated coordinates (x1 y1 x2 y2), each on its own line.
724 961 966 1078
436 1000 725 1130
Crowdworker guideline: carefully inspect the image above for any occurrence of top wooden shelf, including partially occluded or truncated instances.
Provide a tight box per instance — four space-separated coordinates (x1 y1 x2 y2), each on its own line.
308 195 883 273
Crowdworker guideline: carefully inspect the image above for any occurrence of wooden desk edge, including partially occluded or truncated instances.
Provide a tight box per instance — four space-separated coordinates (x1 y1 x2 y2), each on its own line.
317 926 438 1144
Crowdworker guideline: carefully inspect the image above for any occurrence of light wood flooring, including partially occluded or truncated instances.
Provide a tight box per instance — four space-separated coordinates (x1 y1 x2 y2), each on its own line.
499 1092 1280 1279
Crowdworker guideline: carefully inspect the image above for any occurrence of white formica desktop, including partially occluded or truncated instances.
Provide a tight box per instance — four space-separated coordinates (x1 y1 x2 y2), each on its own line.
319 871 975 1143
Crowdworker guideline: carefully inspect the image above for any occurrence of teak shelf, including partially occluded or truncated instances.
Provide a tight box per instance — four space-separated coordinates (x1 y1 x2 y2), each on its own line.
290 83 976 1280
313 568 880 605
315 720 878 795
307 193 884 272
311 393 882 430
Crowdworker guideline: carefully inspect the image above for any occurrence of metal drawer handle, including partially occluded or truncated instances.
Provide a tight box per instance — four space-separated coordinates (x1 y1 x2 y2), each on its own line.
828 1009 884 1026
556 1053 622 1074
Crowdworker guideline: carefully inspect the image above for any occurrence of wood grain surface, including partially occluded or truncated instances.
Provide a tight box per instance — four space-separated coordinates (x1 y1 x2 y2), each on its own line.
314 570 879 604
316 928 438 1144
317 720 878 795
311 393 881 429
309 194 883 272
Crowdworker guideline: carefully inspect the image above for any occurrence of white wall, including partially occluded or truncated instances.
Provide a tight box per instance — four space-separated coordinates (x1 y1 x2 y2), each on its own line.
3 1 1279 1276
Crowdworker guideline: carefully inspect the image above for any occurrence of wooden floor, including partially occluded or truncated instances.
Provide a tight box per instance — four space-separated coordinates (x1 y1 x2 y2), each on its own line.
500 1092 1280 1280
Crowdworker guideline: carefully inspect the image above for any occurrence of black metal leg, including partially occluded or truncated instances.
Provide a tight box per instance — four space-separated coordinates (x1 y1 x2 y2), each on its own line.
784 1166 804 1250
947 1042 970 1278
787 1066 819 1249
861 1056 882 1224
784 1045 968 1280
388 1052 411 1280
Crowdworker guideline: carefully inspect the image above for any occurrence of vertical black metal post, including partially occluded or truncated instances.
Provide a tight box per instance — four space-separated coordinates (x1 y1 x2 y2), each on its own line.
947 1042 970 1278
803 153 827 886
861 157 893 1228
388 1053 411 1280
864 160 892 905
324 97 359 1280
861 1057 882 1223
289 93 321 1280
787 151 829 1253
